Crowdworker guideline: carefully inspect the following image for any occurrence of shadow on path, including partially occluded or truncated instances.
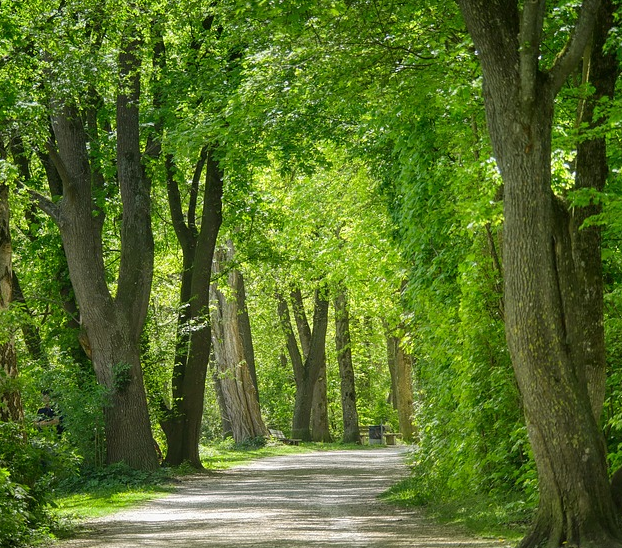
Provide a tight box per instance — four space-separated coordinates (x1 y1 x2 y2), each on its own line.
55 448 509 547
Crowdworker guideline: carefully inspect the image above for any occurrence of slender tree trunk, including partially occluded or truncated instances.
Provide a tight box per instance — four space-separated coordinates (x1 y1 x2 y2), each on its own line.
290 287 331 442
458 1 621 545
0 179 22 423
277 286 329 441
334 287 359 443
210 244 267 443
161 148 223 467
231 262 259 398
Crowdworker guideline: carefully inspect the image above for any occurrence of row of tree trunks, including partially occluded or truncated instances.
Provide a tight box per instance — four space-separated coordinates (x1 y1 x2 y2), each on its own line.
210 242 267 443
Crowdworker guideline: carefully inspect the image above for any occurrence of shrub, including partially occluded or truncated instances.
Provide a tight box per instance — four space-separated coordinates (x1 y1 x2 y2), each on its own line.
0 421 80 547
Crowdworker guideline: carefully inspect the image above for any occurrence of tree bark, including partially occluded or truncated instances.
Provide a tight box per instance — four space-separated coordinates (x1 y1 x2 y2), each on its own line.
43 35 159 470
291 288 331 442
277 286 330 441
210 243 267 443
0 178 22 423
161 147 223 467
457 1 621 545
386 334 415 443
334 286 360 443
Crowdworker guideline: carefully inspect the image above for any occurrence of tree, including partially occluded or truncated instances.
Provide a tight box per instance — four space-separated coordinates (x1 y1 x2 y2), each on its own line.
210 242 266 443
277 286 330 441
29 16 159 469
160 145 223 467
385 330 414 443
0 162 21 422
334 285 360 443
290 287 331 442
456 1 621 545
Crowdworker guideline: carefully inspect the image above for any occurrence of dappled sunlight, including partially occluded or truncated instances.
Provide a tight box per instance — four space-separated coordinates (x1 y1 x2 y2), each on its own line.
58 449 510 548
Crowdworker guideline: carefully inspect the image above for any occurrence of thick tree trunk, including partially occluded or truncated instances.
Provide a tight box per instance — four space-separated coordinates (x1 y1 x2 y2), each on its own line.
458 1 622 545
334 287 359 443
161 148 223 467
310 362 331 442
0 181 22 423
210 244 267 443
212 364 233 438
40 36 159 470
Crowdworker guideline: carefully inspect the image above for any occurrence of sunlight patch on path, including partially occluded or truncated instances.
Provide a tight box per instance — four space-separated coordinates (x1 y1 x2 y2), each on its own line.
55 448 510 548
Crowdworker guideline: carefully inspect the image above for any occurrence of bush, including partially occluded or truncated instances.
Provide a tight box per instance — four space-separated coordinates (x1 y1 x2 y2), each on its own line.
0 421 80 547
0 467 29 548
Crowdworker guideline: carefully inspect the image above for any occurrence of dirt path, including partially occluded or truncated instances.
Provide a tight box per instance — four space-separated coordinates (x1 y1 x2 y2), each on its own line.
55 447 510 547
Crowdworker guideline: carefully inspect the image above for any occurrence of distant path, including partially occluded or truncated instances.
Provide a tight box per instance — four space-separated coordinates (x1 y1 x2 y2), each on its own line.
55 447 509 547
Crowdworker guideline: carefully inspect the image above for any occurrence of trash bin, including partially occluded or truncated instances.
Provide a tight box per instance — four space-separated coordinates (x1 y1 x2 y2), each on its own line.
369 425 383 445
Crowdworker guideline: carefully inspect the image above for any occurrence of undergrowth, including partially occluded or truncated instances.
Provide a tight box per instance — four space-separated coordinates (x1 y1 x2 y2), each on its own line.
382 475 534 543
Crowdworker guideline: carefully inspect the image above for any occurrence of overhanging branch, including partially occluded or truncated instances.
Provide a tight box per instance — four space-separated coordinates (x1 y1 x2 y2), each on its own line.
549 0 601 96
28 189 59 224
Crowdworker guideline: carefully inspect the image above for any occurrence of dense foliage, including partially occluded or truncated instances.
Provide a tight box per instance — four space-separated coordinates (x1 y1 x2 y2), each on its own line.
0 0 621 544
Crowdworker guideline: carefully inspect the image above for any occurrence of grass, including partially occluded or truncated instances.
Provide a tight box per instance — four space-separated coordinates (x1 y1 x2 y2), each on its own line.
52 439 324 522
382 476 532 544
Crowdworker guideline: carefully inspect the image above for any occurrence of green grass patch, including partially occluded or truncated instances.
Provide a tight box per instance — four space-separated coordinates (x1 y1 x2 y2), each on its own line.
200 438 314 470
53 440 352 521
382 476 533 544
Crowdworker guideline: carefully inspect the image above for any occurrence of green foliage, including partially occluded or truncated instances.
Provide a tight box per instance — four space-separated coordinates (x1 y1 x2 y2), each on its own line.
0 467 30 548
112 362 133 392
0 421 79 547
383 472 532 542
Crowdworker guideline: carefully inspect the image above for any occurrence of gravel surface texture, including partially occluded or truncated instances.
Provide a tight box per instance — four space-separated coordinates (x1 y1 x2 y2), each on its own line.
54 447 511 548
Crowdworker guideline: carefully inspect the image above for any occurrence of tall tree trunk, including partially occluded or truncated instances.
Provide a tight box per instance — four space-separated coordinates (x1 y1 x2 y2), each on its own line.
210 243 267 443
161 147 223 467
457 1 621 545
10 133 91 367
277 286 329 441
34 35 159 470
0 177 22 423
290 288 330 442
234 262 259 398
310 362 331 442
386 335 414 443
334 287 359 443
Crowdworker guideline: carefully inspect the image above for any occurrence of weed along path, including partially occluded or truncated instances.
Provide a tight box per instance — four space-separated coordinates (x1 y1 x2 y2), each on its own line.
56 448 509 548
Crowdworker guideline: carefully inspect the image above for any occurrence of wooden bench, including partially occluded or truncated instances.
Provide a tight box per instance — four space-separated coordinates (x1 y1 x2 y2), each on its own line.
268 429 302 446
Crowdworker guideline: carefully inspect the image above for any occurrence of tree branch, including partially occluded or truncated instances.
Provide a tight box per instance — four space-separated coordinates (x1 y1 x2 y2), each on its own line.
44 140 72 190
519 0 546 107
548 0 602 96
27 189 60 223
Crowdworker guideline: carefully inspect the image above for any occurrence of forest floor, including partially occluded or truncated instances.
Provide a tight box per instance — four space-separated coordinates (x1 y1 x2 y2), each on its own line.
52 447 511 547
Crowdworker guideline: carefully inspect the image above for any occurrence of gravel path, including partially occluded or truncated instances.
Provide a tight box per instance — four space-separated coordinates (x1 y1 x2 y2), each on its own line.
55 447 510 547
